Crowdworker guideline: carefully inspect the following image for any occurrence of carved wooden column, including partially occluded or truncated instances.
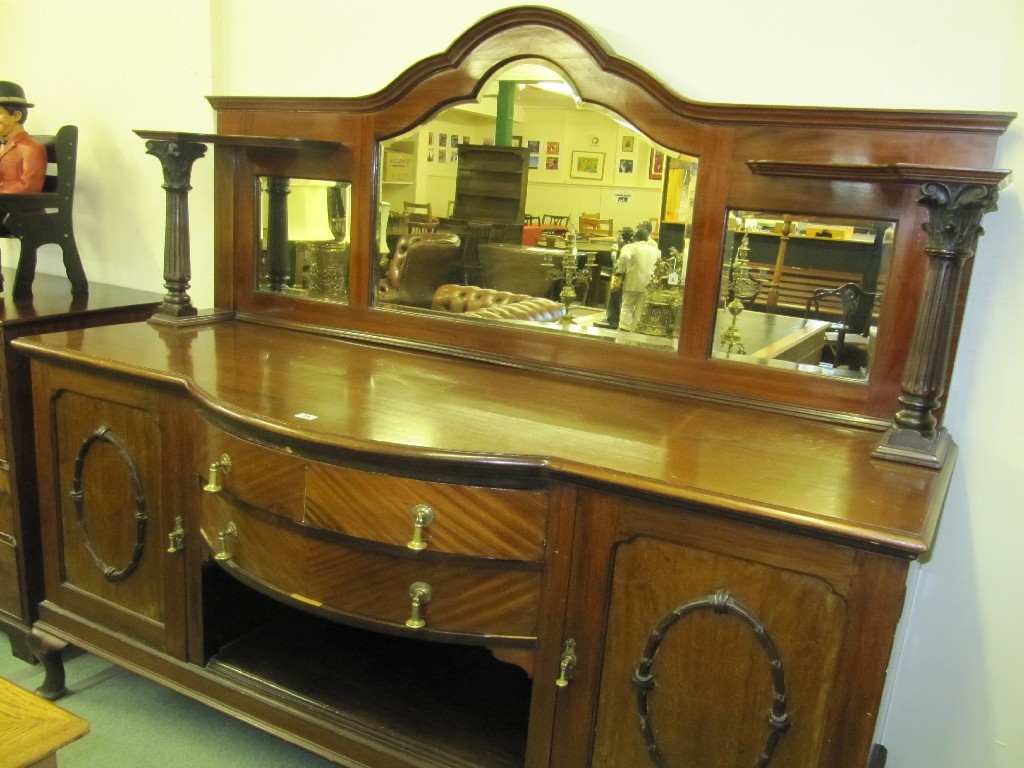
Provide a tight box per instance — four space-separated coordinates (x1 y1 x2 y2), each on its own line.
140 136 207 321
133 130 340 324
873 174 1008 467
265 176 292 292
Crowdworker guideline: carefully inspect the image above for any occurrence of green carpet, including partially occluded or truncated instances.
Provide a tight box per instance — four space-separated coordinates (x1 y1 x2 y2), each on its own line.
0 646 334 767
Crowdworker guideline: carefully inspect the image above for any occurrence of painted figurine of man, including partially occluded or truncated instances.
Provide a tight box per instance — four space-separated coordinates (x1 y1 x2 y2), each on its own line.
0 81 46 194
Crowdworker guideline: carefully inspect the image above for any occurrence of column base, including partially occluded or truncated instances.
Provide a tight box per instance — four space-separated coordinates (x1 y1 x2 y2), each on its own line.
871 425 955 469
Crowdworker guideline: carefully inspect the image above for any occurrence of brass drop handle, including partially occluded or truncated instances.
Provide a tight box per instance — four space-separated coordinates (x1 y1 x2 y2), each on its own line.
406 504 435 551
167 516 185 553
555 638 577 688
203 454 232 493
405 581 432 628
215 522 238 561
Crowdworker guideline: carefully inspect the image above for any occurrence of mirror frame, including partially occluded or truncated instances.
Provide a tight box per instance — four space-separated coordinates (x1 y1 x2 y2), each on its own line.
206 7 1012 424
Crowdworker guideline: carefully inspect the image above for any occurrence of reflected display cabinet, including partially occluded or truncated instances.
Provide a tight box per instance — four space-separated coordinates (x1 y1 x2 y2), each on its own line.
13 8 1013 768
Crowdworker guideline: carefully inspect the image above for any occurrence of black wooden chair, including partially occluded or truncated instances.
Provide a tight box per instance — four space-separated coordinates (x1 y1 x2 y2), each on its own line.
804 282 876 369
0 125 88 298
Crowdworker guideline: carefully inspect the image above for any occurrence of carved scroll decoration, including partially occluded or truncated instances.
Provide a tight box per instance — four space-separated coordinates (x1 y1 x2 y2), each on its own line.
70 425 149 583
632 589 790 767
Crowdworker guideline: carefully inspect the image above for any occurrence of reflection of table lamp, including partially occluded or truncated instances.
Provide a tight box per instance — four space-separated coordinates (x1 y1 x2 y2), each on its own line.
288 180 348 300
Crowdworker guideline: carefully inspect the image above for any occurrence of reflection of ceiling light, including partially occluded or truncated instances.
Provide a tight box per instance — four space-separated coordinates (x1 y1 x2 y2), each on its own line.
534 81 575 97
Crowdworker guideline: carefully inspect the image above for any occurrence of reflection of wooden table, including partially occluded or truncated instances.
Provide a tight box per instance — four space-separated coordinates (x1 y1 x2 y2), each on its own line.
0 677 89 767
713 308 829 365
479 242 616 304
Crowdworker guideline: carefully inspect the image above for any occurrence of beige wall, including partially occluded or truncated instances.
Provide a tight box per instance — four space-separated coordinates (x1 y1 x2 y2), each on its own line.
5 1 1023 765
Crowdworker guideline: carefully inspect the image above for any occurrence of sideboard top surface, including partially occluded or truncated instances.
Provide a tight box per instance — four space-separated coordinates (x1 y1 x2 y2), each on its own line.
14 320 950 557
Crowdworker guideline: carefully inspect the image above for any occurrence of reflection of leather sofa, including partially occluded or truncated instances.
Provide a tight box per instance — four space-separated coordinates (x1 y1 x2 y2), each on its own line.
377 233 462 308
432 284 565 322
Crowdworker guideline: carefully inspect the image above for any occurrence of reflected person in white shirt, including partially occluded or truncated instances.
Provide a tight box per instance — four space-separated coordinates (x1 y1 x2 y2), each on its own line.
614 222 660 332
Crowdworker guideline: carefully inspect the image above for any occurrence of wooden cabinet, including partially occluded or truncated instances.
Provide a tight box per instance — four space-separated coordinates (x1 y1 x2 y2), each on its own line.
31 364 188 659
16 321 950 766
452 145 530 227
552 491 907 768
0 272 159 660
9 7 1011 768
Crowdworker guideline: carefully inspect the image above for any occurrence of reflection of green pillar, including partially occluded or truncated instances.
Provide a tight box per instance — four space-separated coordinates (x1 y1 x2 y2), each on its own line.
495 81 516 146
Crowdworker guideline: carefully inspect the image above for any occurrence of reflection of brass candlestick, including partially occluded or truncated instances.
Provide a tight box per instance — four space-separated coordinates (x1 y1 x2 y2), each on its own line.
719 231 763 352
720 298 746 354
542 229 596 323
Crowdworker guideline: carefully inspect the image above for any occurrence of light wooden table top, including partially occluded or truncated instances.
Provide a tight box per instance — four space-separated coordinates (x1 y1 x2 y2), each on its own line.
0 678 89 768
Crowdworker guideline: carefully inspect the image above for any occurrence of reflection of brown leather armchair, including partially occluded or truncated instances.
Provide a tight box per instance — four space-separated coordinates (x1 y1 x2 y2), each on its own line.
432 284 565 322
377 233 462 308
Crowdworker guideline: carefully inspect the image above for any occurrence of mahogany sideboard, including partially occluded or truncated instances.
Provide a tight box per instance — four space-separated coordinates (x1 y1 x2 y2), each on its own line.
16 320 947 767
10 8 1014 768
0 270 160 661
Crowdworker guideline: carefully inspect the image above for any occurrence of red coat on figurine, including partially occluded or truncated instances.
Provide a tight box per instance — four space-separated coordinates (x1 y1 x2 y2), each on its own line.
0 81 46 194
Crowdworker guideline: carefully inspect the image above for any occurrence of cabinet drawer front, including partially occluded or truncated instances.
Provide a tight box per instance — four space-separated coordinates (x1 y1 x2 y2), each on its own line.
197 426 305 522
201 499 541 641
305 463 548 561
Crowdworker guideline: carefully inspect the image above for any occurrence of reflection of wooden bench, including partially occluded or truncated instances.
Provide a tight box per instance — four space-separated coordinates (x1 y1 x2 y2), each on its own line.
0 676 89 766
744 266 883 322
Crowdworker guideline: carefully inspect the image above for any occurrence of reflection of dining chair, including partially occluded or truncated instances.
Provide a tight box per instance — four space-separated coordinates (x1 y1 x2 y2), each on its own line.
578 216 614 238
804 282 876 370
541 214 569 227
403 201 434 221
524 214 539 225
378 232 462 308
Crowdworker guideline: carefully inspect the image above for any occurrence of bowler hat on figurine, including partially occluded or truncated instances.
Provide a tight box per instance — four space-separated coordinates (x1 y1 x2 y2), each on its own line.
0 82 33 108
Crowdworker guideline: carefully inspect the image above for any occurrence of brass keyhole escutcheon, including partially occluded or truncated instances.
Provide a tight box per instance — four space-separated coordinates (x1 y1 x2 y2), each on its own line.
405 581 432 628
203 454 232 493
406 504 435 551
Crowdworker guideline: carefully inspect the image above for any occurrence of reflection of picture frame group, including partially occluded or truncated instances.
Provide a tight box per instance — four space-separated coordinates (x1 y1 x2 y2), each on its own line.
570 150 605 180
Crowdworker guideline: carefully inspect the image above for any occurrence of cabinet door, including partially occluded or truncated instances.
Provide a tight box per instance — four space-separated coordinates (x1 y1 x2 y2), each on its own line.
550 491 907 768
33 364 187 658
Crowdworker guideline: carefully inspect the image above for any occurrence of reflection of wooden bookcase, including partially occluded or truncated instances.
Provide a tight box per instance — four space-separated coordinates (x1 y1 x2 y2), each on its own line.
452 145 529 232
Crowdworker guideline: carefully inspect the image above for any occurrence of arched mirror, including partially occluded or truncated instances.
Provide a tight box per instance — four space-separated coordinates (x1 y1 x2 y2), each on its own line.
374 61 697 352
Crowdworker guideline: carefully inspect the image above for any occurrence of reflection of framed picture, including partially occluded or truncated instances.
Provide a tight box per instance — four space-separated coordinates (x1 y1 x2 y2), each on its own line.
546 141 560 154
528 140 540 154
571 150 605 180
512 135 523 147
545 157 559 171
649 150 665 180
619 159 634 173
621 135 634 152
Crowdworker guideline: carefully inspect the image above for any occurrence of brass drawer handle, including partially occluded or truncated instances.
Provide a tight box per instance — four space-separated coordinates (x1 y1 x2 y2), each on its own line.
406 504 435 551
215 522 238 561
203 454 232 493
405 581 432 628
555 638 577 688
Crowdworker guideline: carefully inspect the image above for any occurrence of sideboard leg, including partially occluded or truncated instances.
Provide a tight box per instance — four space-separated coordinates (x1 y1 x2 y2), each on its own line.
27 627 69 701
868 743 888 767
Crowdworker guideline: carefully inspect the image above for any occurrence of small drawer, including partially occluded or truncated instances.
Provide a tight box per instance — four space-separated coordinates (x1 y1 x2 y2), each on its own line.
196 425 305 522
200 499 541 640
305 463 549 561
